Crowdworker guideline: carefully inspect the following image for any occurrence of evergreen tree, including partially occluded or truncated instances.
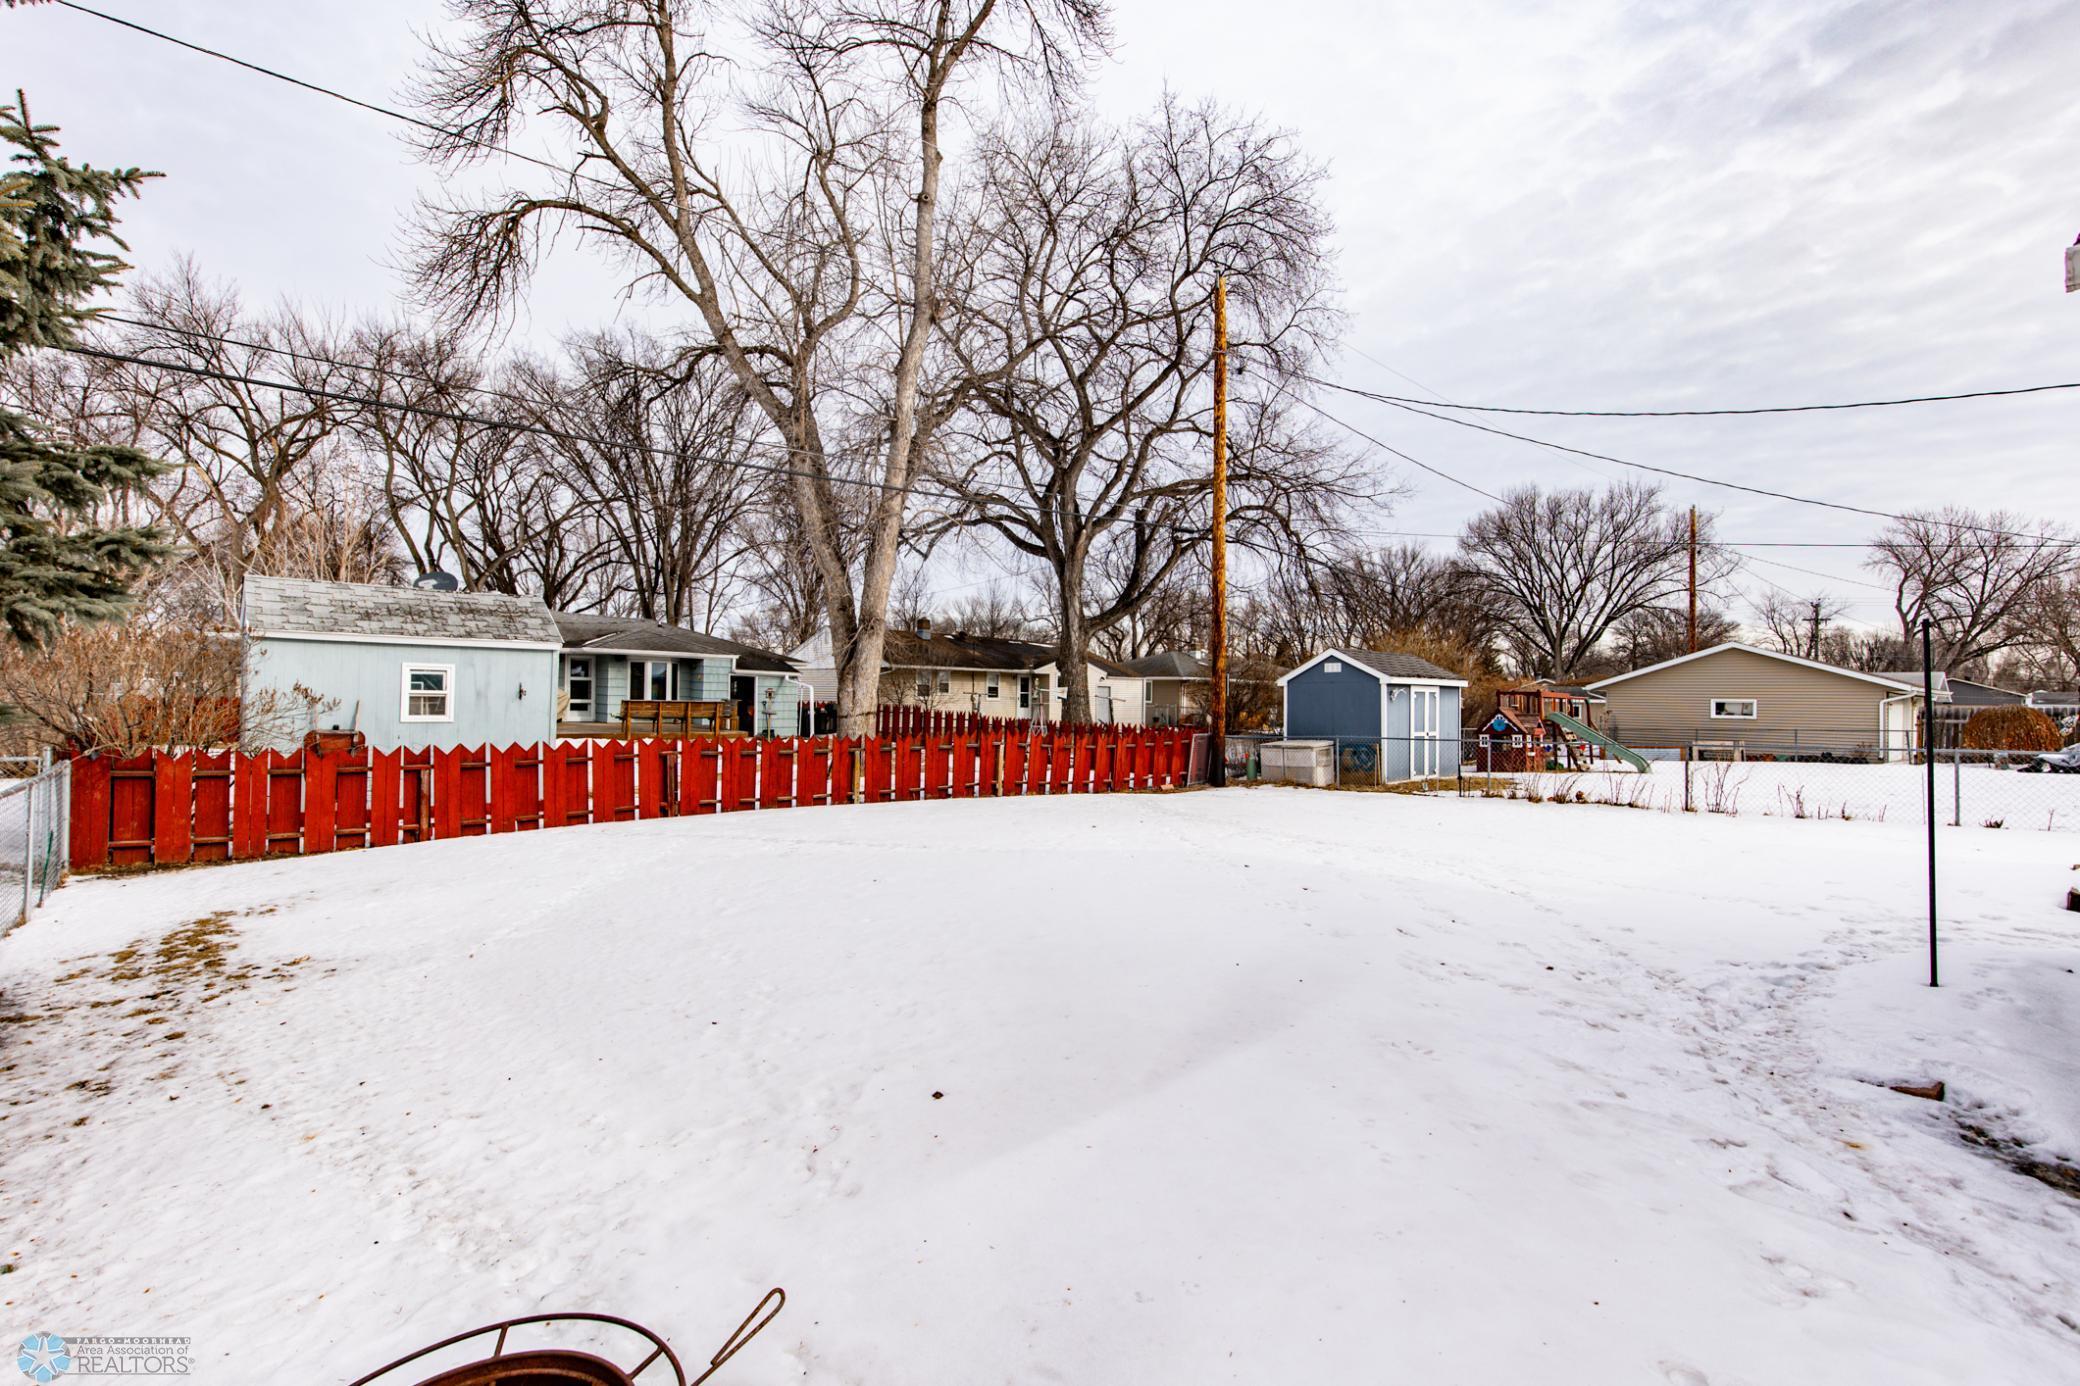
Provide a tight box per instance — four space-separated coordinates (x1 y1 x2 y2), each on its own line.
0 90 168 645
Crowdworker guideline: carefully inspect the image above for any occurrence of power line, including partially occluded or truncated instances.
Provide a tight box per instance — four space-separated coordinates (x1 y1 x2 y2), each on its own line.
1293 397 1502 502
61 341 986 505
1323 385 2080 547
48 0 591 185
1734 551 1896 593
1313 372 2080 418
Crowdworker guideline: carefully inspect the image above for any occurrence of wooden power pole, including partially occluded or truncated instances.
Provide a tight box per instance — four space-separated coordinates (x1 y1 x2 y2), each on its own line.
1208 275 1230 787
1686 505 1699 653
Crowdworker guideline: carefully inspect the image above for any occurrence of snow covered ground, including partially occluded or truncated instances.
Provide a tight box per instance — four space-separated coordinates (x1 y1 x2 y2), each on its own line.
3 789 2077 1384
1484 758 2080 831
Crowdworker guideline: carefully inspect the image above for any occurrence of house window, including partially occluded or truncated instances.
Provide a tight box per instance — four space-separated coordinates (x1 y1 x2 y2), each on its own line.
565 656 593 718
1017 674 1032 710
1710 698 1758 719
628 659 678 702
401 664 454 722
916 669 933 698
986 671 1002 700
936 670 951 694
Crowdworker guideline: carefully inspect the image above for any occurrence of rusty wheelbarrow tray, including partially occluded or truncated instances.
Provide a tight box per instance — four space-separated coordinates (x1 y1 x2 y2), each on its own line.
347 1290 784 1386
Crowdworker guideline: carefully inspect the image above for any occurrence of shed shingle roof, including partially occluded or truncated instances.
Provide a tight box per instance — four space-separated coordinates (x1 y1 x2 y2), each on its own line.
243 575 562 646
1346 649 1464 682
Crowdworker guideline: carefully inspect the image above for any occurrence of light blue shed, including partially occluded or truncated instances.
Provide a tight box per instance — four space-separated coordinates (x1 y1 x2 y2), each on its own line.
241 575 561 751
1278 647 1467 781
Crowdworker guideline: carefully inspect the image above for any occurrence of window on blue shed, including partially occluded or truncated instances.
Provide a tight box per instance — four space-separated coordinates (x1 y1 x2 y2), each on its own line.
401 664 454 721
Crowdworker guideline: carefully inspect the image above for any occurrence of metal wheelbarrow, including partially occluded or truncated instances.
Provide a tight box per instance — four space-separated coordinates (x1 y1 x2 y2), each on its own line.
346 1289 784 1386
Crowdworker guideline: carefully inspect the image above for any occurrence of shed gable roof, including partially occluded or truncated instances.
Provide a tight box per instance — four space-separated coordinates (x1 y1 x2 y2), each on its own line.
242 575 562 646
1277 647 1468 687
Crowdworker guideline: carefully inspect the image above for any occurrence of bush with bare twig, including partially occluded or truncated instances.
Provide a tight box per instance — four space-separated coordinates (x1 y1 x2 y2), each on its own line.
0 617 323 755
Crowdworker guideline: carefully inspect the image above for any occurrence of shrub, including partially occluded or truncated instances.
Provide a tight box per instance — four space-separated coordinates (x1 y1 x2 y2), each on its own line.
1959 705 2062 752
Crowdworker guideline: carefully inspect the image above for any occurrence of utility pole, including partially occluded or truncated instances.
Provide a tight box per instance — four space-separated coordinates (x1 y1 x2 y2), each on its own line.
1807 598 1822 661
1208 275 1230 788
1686 505 1699 653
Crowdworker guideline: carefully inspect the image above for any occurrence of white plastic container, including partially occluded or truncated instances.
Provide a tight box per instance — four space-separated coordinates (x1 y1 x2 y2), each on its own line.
1261 739 1335 787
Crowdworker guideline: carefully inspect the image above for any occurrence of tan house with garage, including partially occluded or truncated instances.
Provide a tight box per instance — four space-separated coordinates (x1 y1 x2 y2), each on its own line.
1586 643 1930 760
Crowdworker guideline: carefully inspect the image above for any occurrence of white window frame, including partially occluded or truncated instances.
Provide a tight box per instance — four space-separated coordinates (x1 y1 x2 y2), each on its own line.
936 670 951 694
1710 698 1758 720
985 671 1002 700
564 655 593 717
401 663 455 723
916 669 933 698
628 659 679 703
1017 674 1032 710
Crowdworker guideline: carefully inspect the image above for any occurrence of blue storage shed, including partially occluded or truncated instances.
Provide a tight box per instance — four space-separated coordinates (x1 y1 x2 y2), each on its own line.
1277 648 1467 781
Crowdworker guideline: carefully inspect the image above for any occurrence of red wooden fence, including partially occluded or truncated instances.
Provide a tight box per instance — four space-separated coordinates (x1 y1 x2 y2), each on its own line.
873 706 1116 739
69 728 1204 873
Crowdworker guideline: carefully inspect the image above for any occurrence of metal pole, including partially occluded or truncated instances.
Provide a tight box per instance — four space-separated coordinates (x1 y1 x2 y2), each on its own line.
1207 274 1230 789
1951 747 1961 828
20 778 32 925
1923 620 1938 988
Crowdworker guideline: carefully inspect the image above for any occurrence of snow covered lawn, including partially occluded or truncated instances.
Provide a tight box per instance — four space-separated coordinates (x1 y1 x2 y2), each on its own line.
3 789 2077 1384
1487 758 2080 831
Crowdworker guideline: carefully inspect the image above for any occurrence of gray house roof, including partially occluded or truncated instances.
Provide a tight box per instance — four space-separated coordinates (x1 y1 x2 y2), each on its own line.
1119 651 1210 679
553 612 798 673
1945 679 2024 707
242 575 562 646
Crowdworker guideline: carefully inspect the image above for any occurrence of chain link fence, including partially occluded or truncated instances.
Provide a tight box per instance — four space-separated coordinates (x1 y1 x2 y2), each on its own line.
1 754 71 935
1219 733 2080 832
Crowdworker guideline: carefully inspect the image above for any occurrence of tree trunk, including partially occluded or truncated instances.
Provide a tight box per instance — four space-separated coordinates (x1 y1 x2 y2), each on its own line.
1057 571 1091 724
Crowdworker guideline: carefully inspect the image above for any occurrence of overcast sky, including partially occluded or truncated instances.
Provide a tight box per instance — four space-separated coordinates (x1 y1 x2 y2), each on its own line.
11 0 2080 630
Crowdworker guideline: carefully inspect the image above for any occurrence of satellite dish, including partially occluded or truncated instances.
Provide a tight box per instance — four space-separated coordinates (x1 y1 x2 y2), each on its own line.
413 570 461 592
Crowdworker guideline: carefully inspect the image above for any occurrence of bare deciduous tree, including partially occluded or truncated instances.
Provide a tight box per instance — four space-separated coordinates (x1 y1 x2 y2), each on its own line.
1458 482 1730 678
1867 507 2077 671
342 323 595 603
930 96 1374 719
115 261 363 618
525 334 770 627
407 0 1107 732
1751 588 1850 662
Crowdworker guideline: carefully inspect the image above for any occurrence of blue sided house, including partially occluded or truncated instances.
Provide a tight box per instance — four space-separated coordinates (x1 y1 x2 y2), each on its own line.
1277 648 1467 781
240 575 804 750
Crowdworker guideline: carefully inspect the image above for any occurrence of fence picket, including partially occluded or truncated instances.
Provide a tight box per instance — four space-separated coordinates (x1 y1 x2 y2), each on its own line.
151 749 193 865
334 747 372 850
303 748 337 854
368 748 402 849
191 750 233 861
262 750 304 855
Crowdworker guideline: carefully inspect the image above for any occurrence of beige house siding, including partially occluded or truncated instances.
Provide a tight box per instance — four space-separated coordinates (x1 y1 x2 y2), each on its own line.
883 667 1052 718
1596 648 1918 752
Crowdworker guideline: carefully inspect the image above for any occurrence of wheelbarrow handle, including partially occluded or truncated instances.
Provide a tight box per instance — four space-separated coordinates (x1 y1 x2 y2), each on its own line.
688 1288 786 1386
